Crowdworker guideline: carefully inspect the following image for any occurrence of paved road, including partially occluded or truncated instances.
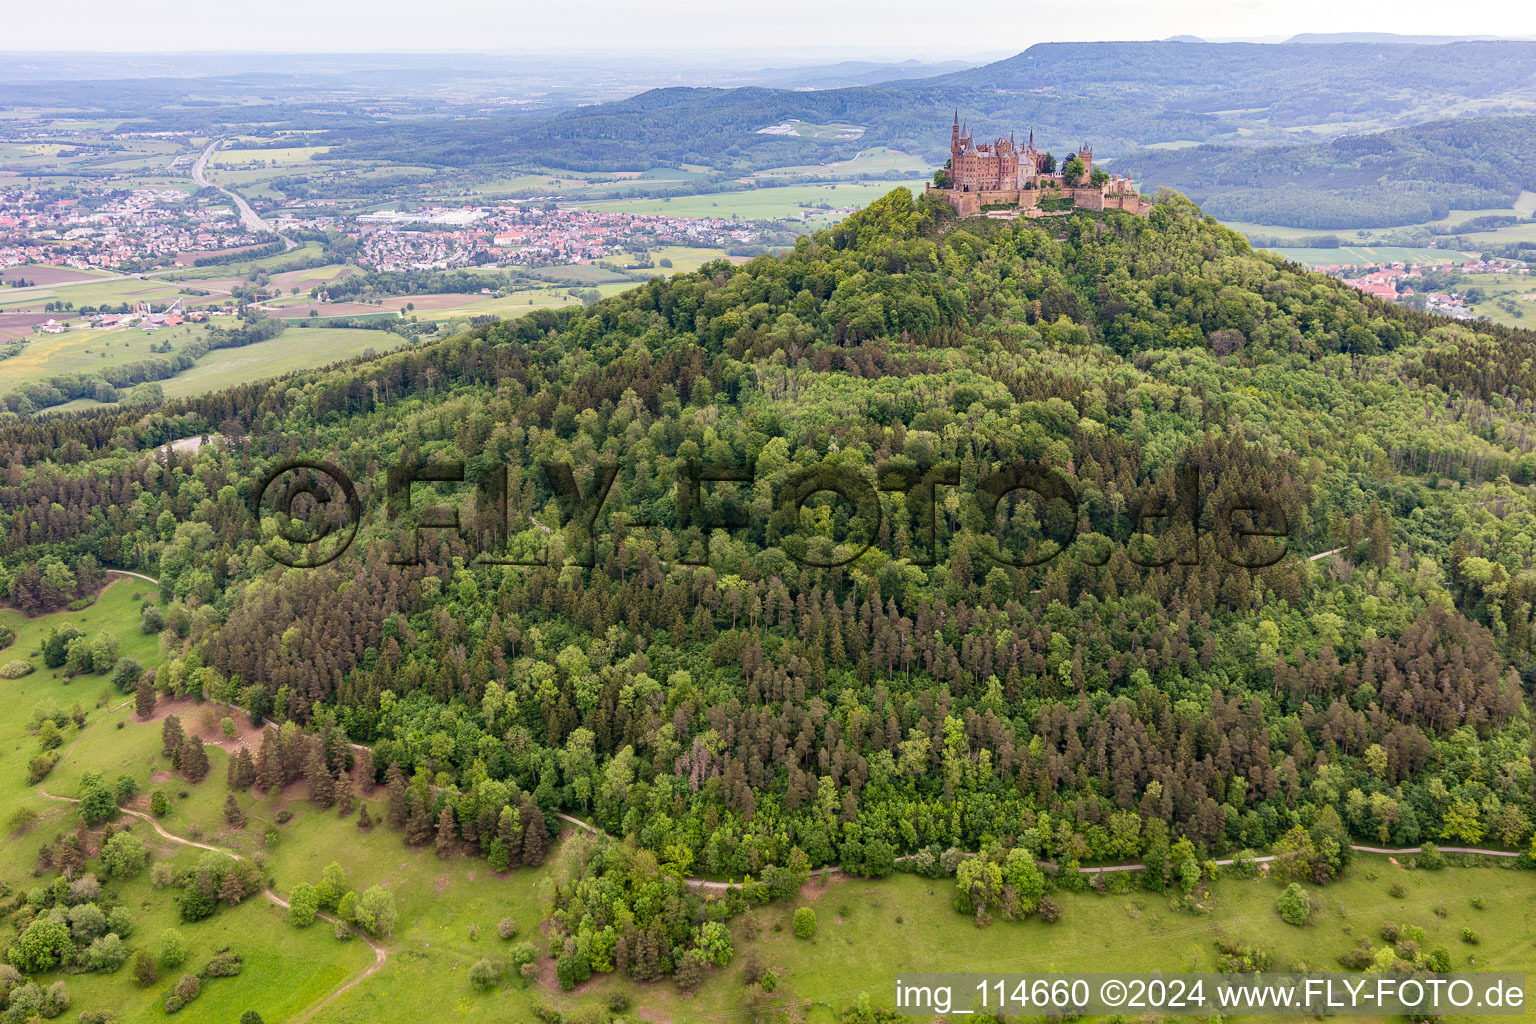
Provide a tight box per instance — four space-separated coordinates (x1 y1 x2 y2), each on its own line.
192 140 295 251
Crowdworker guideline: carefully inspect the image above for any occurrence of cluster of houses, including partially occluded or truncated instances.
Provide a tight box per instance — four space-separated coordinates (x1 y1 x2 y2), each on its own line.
1 187 267 270
484 204 757 266
1321 258 1530 322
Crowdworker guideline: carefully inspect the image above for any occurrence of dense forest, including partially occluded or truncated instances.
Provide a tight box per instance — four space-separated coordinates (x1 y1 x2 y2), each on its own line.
1129 116 1536 228
5 191 1536 921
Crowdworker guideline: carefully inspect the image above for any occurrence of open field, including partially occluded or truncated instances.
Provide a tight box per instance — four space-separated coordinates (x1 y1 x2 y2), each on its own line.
754 147 931 178
0 274 228 315
0 265 116 286
0 322 419 403
618 245 747 276
0 322 211 389
157 327 415 398
1459 271 1536 327
575 180 923 220
1266 245 1482 268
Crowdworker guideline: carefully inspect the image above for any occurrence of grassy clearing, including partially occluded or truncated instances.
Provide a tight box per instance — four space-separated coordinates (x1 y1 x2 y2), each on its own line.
0 579 164 823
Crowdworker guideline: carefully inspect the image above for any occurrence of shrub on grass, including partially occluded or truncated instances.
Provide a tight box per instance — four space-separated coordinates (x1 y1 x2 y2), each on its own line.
164 974 201 1013
1278 883 1313 926
469 959 501 989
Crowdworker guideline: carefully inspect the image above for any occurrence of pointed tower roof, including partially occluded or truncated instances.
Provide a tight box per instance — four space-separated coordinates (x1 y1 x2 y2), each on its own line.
953 109 959 126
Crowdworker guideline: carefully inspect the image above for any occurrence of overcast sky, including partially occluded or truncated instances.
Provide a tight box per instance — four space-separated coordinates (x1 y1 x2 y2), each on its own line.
5 0 1532 55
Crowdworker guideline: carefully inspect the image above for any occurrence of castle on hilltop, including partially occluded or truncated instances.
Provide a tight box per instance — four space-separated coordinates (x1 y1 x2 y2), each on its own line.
928 113 1150 219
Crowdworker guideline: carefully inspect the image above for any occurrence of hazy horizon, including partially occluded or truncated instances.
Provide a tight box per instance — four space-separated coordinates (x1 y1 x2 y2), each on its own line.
4 0 1532 56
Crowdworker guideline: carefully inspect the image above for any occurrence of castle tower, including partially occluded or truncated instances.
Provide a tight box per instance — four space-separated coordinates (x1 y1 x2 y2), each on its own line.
1078 143 1093 180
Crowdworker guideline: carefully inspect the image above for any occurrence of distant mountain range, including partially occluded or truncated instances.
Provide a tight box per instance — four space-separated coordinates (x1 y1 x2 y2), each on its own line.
318 39 1536 176
1284 32 1531 45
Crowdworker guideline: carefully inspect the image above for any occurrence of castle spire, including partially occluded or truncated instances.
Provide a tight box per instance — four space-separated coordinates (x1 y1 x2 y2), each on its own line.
953 108 958 127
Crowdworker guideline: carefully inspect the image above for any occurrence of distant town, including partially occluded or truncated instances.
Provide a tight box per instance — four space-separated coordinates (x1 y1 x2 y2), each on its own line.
1321 257 1530 321
0 185 766 277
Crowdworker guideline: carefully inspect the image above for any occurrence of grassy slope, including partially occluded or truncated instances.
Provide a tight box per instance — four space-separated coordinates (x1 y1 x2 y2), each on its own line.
4 588 1535 1023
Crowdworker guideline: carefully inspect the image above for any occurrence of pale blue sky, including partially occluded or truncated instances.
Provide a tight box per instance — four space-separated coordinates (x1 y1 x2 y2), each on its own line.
7 0 1533 54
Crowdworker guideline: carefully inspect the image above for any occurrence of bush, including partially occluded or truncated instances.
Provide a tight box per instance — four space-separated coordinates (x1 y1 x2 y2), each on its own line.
1277 883 1313 926
100 832 148 879
131 949 160 986
469 958 501 989
287 883 319 927
164 974 201 1013
1 659 34 679
27 751 60 785
158 930 187 969
793 906 816 938
8 914 73 973
203 952 243 977
1419 843 1446 870
497 918 517 940
1037 896 1062 922
83 933 129 973
150 791 170 817
1462 927 1479 944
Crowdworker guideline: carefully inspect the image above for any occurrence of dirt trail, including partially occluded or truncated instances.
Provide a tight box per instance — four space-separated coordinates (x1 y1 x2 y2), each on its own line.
37 723 388 1023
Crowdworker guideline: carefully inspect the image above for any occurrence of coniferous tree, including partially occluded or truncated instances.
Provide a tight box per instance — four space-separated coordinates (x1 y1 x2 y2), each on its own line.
335 770 356 817
161 715 184 764
255 730 282 794
520 801 547 866
135 676 157 719
435 805 457 858
497 804 524 869
403 791 432 845
384 764 408 829
223 793 246 829
305 743 334 808
354 747 375 792
218 869 247 906
181 738 210 783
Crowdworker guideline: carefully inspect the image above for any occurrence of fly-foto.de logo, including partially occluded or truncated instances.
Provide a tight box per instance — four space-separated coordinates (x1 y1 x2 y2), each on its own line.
249 458 1293 572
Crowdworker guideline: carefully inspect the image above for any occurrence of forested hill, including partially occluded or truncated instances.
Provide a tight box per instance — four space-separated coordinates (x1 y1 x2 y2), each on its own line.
5 192 1536 899
1127 116 1536 228
316 40 1536 171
